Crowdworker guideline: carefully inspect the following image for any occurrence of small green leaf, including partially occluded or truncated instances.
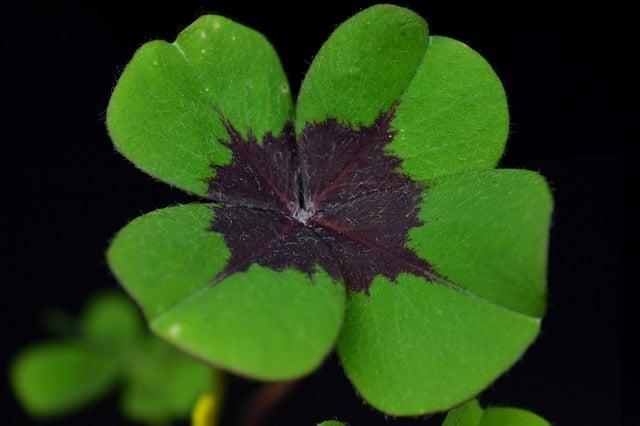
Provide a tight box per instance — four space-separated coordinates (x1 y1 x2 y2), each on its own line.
121 337 214 422
337 275 540 415
11 292 219 422
107 16 292 195
390 36 509 180
443 400 549 426
80 292 143 351
296 5 428 130
480 407 549 426
151 265 345 380
10 342 119 417
442 400 484 426
317 421 347 426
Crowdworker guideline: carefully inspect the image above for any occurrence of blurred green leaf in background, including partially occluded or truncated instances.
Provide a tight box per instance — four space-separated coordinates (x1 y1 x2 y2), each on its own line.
10 292 223 425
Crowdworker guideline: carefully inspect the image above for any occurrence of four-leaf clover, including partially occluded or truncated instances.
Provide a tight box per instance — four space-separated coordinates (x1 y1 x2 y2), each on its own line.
106 4 552 415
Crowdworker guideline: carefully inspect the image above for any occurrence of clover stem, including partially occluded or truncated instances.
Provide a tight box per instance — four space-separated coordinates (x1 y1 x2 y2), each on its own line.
240 380 298 426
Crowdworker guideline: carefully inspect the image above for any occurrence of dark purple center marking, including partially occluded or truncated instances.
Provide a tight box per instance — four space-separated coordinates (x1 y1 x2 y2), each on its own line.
207 109 441 292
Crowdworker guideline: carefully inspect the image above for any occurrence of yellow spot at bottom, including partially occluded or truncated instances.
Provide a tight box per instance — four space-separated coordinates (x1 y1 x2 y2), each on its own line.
191 392 220 426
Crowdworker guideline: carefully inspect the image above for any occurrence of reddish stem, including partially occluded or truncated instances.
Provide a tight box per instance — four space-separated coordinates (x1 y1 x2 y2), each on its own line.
240 381 298 426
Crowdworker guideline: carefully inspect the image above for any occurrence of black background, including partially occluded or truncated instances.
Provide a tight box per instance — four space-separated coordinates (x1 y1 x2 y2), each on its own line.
1 1 624 425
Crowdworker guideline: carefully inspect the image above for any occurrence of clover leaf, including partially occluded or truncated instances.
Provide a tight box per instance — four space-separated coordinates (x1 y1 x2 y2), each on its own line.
317 399 549 426
10 292 218 424
106 4 553 415
442 400 549 426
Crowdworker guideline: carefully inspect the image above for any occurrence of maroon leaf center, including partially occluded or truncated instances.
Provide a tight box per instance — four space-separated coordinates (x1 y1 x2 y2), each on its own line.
207 109 439 292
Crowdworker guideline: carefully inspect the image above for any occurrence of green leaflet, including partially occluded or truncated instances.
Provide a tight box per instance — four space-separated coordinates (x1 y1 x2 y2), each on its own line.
480 407 550 426
409 169 553 318
337 275 540 415
80 292 143 351
338 169 551 414
10 342 119 417
390 36 509 180
10 293 139 417
107 16 292 196
442 400 484 426
108 204 345 380
10 293 217 423
296 4 429 131
174 16 293 139
107 204 229 319
151 265 345 380
443 400 550 426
